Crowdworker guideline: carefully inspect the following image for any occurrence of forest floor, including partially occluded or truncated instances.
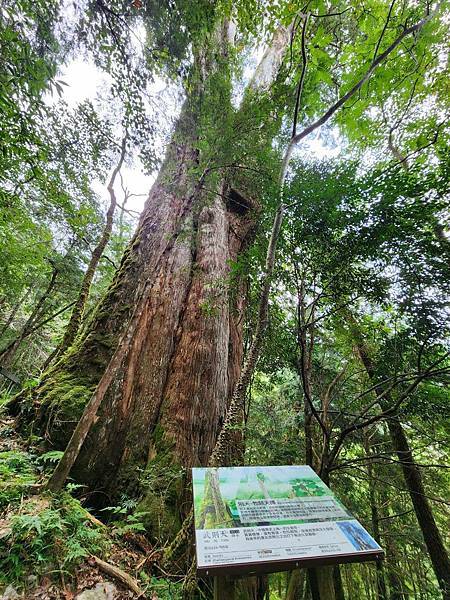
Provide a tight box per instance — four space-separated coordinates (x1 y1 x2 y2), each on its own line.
0 415 168 600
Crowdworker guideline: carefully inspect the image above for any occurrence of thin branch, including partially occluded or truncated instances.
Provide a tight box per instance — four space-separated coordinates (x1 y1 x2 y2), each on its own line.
292 12 310 138
332 453 450 471
100 254 118 269
0 300 77 353
327 354 449 467
381 119 445 175
378 509 415 521
290 3 441 148
310 8 352 18
341 465 450 506
373 0 397 62
117 202 140 217
90 556 144 597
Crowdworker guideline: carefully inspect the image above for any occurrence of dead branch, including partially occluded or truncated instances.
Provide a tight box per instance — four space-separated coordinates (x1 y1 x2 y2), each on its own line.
90 555 145 597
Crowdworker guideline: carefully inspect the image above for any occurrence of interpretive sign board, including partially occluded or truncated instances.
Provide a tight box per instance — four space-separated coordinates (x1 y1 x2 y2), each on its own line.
192 465 383 576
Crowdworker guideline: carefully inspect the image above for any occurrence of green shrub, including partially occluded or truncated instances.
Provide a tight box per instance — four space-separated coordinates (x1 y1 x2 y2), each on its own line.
100 499 148 536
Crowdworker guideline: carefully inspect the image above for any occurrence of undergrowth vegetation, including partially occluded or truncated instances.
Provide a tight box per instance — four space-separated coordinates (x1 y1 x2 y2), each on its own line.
0 434 184 598
1 494 107 586
0 446 107 588
0 450 36 508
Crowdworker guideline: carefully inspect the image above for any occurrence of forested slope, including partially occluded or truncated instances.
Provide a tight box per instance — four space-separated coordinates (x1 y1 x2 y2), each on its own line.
0 1 448 599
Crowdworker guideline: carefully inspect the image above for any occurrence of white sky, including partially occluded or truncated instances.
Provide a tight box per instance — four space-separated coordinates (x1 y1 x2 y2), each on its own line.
52 58 156 214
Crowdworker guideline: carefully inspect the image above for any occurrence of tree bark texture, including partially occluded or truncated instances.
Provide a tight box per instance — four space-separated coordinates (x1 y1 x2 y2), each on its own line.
42 141 254 488
197 467 230 530
25 24 260 536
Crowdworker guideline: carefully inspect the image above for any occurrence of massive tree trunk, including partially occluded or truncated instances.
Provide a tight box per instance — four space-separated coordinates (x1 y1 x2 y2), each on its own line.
347 316 450 600
40 140 253 495
18 21 261 540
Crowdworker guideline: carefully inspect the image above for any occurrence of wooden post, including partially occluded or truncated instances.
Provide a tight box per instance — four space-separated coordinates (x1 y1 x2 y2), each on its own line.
214 576 235 600
317 566 336 600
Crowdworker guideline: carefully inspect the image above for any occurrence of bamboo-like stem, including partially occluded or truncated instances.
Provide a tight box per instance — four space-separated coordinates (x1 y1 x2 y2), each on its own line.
210 2 440 469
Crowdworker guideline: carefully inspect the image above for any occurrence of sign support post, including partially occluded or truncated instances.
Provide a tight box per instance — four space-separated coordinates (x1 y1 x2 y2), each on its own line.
316 566 335 600
213 576 235 600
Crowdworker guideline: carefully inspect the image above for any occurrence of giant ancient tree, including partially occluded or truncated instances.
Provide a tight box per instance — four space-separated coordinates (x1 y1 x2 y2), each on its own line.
2 2 448 599
32 13 284 529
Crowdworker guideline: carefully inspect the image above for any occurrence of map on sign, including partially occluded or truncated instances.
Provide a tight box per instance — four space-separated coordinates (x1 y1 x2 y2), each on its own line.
192 465 383 575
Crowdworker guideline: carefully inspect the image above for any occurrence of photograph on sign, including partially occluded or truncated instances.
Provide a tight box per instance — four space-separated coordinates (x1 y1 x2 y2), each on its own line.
192 465 383 575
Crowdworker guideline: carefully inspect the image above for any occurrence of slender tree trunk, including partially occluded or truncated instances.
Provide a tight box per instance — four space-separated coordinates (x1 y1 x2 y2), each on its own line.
295 286 336 600
381 516 405 599
347 316 450 600
365 435 389 600
45 134 128 368
0 291 28 340
384 417 449 599
0 266 58 366
316 470 338 600
300 323 315 468
332 567 345 600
